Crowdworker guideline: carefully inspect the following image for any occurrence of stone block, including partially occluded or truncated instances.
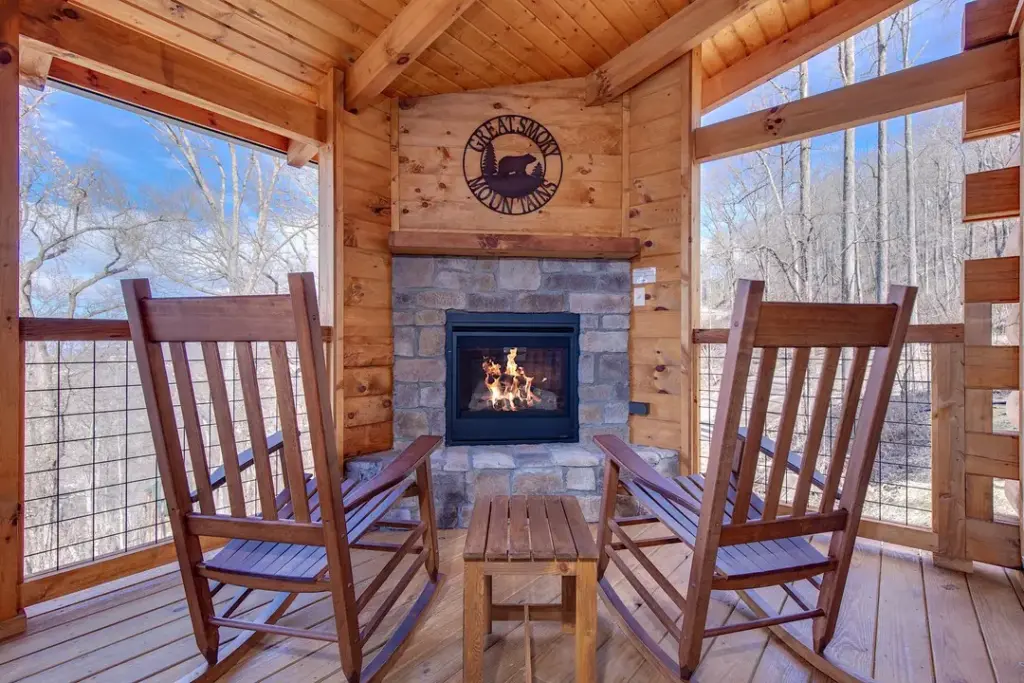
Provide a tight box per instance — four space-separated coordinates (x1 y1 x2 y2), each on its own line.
394 383 419 409
551 446 602 467
541 273 599 291
581 331 628 353
415 309 445 326
431 471 467 528
512 468 564 495
394 410 429 439
472 451 516 469
394 327 415 357
470 470 511 500
416 290 466 310
580 314 601 329
566 468 596 491
604 401 629 424
393 358 444 382
425 408 445 434
418 328 445 356
576 495 605 522
597 272 630 291
436 257 472 272
393 291 416 310
606 261 630 274
441 446 470 472
392 311 415 326
497 259 541 290
597 354 629 383
542 260 597 273
580 424 629 445
437 271 496 291
466 292 513 311
419 385 445 408
601 314 630 330
579 403 604 425
394 257 436 288
570 293 630 314
578 384 612 402
579 353 595 383
516 293 566 312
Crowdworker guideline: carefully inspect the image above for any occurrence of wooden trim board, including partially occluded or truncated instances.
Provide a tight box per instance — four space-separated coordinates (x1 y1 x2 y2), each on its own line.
389 231 641 259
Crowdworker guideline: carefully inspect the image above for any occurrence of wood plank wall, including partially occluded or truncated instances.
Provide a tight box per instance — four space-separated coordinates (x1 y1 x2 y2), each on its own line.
394 79 623 235
625 55 699 470
342 103 394 457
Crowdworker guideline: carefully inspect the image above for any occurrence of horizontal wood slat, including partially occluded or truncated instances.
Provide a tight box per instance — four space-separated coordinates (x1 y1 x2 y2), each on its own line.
963 166 1020 222
19 318 334 342
389 231 641 259
966 518 1021 566
963 79 1020 141
964 256 1021 303
964 345 1020 389
692 324 965 345
695 39 1019 161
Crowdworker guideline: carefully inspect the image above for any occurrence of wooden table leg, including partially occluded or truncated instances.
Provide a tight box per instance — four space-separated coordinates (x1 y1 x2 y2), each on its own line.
484 574 493 634
575 560 597 683
561 575 576 634
464 561 487 682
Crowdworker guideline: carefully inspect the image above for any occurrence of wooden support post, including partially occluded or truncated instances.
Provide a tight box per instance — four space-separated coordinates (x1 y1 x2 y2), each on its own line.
0 0 25 641
932 343 970 572
681 50 701 476
318 68 344 456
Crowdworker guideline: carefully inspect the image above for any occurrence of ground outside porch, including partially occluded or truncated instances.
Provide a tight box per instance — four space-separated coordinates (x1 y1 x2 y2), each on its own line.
344 442 679 527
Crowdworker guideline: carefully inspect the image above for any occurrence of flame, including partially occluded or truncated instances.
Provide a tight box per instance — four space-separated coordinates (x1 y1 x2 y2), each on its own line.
481 347 540 411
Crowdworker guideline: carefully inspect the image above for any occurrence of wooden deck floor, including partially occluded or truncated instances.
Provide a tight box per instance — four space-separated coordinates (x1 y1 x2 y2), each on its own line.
2 528 1023 683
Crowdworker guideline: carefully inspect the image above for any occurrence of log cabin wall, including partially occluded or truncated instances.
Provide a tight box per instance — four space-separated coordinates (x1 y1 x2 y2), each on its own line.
342 103 394 457
394 79 624 236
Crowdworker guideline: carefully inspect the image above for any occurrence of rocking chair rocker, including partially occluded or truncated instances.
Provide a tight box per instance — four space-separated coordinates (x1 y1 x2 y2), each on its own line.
123 272 442 683
594 279 915 682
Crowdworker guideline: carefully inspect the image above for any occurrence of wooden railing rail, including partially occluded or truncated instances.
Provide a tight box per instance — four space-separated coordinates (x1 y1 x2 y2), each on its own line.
694 323 964 345
20 317 335 342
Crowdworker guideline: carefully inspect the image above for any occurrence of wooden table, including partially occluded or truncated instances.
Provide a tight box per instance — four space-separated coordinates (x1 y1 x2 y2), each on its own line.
463 495 599 683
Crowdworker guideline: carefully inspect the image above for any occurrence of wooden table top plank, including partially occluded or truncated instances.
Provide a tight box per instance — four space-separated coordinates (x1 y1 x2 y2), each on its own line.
485 495 511 561
508 495 532 560
544 497 578 561
464 498 492 561
527 496 554 560
559 496 598 561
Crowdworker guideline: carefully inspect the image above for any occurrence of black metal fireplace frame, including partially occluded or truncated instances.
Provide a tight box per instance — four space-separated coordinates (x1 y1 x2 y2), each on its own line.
445 311 580 446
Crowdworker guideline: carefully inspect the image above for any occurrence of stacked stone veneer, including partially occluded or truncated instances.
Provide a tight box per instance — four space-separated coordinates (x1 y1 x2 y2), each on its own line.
343 255 679 528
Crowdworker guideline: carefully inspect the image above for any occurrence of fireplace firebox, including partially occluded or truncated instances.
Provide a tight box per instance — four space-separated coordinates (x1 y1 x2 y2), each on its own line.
445 312 580 446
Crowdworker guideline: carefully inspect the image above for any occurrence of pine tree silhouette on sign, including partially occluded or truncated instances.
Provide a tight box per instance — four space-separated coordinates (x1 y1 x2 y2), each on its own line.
482 143 497 177
531 161 544 179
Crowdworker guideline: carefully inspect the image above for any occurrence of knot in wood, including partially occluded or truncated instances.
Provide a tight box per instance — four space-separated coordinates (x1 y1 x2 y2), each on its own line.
396 53 410 65
61 6 79 19
0 48 11 66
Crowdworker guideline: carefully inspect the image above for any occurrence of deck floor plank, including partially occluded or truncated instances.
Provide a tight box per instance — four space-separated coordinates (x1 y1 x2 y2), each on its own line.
0 531 1021 683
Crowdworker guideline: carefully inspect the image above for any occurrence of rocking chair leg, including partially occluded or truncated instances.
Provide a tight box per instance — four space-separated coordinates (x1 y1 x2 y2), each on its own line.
416 462 440 581
596 460 620 580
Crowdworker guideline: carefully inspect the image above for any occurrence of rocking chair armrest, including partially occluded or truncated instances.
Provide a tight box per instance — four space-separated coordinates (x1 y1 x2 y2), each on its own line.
593 435 695 511
344 435 442 510
190 431 285 503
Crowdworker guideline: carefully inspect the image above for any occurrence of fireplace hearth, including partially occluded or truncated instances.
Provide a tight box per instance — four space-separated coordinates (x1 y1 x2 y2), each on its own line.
445 311 579 445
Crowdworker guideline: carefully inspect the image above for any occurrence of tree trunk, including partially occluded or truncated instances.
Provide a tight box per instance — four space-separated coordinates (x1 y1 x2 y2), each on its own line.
799 62 813 301
840 37 857 302
876 22 890 303
900 8 919 320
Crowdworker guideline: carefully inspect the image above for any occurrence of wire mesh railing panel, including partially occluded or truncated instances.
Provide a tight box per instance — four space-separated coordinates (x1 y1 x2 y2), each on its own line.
698 342 934 529
23 338 313 578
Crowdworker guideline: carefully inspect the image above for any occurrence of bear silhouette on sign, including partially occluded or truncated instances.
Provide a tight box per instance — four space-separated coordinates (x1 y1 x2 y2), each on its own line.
497 153 537 178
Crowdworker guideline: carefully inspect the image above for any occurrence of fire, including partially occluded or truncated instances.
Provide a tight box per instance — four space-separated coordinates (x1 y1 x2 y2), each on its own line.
481 347 540 411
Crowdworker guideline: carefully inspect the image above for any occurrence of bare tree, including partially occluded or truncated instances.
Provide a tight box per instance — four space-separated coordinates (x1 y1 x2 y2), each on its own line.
839 37 858 301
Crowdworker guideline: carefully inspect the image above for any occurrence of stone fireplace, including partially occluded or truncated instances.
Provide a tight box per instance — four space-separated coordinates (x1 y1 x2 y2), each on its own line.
346 255 678 527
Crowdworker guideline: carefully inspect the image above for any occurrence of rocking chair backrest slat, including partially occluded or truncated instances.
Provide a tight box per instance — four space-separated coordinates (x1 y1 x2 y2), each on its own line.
122 273 345 547
818 345 871 514
761 347 809 521
790 346 841 516
733 347 777 524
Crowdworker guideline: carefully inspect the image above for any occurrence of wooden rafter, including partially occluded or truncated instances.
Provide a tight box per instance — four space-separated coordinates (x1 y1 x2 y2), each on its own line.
345 0 477 112
18 43 50 91
20 1 325 144
695 39 1020 162
585 0 756 106
702 0 915 112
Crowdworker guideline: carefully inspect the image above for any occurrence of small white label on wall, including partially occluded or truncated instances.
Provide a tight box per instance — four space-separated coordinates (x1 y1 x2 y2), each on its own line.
633 287 646 307
633 267 656 285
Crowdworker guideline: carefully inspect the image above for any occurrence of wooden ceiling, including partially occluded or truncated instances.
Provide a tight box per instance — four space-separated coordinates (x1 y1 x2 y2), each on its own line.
62 0 840 103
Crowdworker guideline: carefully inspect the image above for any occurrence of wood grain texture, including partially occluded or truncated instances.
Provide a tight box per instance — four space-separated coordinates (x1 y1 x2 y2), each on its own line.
963 166 1020 222
389 230 639 258
964 0 1018 50
963 78 1020 141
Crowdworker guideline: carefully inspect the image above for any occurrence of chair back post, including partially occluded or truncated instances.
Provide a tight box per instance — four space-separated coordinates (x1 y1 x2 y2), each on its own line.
678 279 764 671
812 284 916 650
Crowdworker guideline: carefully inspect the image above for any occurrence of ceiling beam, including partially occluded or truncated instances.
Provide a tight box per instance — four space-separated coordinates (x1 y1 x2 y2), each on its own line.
964 0 1018 49
702 0 914 113
345 0 476 112
585 0 757 106
695 39 1019 162
20 1 325 144
19 44 51 91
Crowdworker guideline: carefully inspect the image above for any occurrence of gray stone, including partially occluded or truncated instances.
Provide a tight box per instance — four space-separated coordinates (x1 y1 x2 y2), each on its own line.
394 327 416 357
466 292 513 311
515 453 554 468
419 385 445 408
497 259 541 290
516 293 566 312
394 410 429 439
578 384 613 402
436 271 496 291
551 446 602 467
576 495 605 522
597 273 630 291
345 457 385 482
441 446 470 472
606 261 630 274
580 314 601 329
603 402 629 424
566 468 596 491
394 257 435 288
392 311 415 326
415 309 445 326
569 293 630 314
580 424 629 445
394 383 419 409
581 331 628 352
416 290 466 310
393 358 444 382
579 403 604 425
597 354 629 383
418 328 445 356
601 314 630 330
542 260 597 273
431 471 467 528
436 257 472 272
540 273 599 291
472 451 516 469
578 353 595 383
470 470 511 500
393 291 417 310
512 468 564 495
425 408 445 434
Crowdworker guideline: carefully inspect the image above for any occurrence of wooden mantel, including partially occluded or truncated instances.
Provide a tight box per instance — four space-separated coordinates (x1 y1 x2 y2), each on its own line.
388 231 641 259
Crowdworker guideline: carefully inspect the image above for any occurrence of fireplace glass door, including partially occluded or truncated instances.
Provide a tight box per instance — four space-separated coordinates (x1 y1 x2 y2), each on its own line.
446 312 579 445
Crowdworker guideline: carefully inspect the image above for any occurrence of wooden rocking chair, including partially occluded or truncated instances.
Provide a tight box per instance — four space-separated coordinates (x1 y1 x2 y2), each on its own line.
123 272 443 683
594 279 915 682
